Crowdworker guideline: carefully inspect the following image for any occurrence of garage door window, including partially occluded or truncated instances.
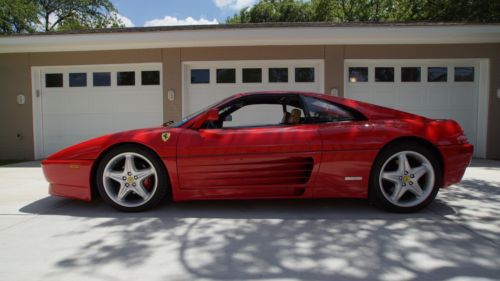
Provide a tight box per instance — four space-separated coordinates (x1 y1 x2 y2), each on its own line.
455 67 474 82
141 71 160 85
117 71 135 86
191 69 210 84
269 68 288 83
217 69 236 83
295 67 315 82
348 67 368 83
428 67 447 82
45 73 63 88
375 67 394 82
69 73 87 87
401 67 421 82
93 72 111 87
242 68 262 83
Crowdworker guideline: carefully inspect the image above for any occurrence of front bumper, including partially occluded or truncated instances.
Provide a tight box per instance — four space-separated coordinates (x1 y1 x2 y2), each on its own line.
41 159 94 201
439 143 474 188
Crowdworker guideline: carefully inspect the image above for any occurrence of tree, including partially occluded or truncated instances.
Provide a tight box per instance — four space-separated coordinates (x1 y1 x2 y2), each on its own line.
37 0 123 32
0 0 38 33
0 0 124 34
226 0 312 23
226 0 500 23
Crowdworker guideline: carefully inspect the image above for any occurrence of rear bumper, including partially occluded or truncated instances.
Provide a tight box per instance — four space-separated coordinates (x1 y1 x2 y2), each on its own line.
41 159 93 201
439 143 473 188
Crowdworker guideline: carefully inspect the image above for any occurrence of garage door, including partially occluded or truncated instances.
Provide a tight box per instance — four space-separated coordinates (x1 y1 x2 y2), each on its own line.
36 63 163 157
344 60 483 155
183 60 324 117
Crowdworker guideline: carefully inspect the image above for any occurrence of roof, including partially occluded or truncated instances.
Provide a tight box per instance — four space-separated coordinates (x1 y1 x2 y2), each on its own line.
2 22 499 37
1 22 499 53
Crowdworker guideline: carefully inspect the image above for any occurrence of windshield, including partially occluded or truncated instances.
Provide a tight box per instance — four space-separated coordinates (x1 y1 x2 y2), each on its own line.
168 96 235 128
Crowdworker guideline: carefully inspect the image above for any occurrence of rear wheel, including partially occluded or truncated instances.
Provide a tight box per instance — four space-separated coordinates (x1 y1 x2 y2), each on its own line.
96 145 168 212
369 143 441 212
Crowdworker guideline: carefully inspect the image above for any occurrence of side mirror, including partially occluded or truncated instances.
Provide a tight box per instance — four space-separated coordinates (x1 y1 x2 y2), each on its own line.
206 108 219 122
192 108 219 129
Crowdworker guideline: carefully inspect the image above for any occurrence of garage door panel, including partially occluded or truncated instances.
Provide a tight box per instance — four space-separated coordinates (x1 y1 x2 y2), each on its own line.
345 60 479 154
184 60 323 116
40 64 163 157
398 87 425 107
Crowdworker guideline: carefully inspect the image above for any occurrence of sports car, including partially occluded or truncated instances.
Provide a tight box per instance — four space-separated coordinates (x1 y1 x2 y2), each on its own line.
41 91 473 212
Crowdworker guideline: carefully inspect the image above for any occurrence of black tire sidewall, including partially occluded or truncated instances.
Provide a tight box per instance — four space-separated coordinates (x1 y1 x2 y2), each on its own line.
369 142 441 213
96 145 168 212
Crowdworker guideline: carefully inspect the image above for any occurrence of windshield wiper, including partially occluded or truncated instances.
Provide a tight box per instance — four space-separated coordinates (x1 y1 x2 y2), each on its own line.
162 120 174 127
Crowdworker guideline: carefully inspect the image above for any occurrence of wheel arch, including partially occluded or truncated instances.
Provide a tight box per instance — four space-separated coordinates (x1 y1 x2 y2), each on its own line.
370 136 444 187
90 142 171 200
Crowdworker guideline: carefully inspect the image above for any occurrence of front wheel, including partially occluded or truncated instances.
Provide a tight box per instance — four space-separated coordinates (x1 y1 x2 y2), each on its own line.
369 143 441 212
96 145 168 212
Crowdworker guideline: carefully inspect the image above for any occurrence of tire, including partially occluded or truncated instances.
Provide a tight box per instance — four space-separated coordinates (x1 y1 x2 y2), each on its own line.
369 142 441 213
96 144 168 212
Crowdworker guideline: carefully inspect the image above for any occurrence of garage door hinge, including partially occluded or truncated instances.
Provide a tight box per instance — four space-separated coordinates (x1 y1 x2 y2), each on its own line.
36 90 41 97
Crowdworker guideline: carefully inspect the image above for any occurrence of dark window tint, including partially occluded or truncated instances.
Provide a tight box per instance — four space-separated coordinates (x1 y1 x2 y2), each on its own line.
117 71 135 86
45 73 63 88
375 67 394 82
295 67 315 82
93 72 111 86
401 67 421 82
69 73 87 87
455 67 474 82
142 71 160 85
303 96 355 123
348 67 368 82
269 68 288 83
191 69 210 84
242 68 262 83
428 67 447 82
216 68 236 83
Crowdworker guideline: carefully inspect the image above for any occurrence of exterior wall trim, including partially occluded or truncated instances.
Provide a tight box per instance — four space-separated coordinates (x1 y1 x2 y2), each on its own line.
2 25 500 53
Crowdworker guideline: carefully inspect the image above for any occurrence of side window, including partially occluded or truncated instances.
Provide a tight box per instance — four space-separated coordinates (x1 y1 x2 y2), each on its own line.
303 96 355 123
222 104 284 128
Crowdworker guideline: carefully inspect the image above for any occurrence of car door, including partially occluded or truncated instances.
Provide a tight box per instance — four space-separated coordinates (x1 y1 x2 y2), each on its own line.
176 94 322 199
301 95 377 198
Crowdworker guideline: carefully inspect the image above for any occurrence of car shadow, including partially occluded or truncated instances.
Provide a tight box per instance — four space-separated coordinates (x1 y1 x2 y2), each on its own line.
18 177 500 281
19 196 455 220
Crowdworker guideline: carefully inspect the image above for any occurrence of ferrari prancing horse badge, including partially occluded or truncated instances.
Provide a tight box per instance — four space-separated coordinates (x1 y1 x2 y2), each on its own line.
161 132 171 142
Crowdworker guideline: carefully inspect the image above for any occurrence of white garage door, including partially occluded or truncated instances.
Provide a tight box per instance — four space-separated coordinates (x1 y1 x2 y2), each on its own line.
36 63 163 158
183 60 324 118
344 59 485 156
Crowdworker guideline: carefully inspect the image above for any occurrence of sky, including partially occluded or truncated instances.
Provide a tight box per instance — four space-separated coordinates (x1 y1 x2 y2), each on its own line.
111 0 259 27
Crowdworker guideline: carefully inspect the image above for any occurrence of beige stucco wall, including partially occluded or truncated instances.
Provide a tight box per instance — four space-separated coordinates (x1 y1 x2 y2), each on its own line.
0 43 499 160
0 54 33 160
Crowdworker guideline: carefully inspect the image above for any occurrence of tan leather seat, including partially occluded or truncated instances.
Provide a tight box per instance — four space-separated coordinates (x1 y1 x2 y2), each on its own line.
288 109 301 124
281 111 291 124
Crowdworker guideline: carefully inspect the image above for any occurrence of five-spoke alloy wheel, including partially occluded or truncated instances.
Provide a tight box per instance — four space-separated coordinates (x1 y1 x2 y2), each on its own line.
96 145 168 212
370 142 441 212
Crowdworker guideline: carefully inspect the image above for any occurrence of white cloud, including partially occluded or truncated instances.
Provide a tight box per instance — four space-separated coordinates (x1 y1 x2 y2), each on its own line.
116 13 135 27
144 16 219 27
213 0 257 10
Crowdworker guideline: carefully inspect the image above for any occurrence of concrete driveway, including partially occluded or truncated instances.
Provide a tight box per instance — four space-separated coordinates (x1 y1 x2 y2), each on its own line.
0 160 499 281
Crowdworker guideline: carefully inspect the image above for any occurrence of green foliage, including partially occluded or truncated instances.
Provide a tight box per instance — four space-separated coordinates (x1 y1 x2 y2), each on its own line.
0 0 38 33
227 0 500 23
0 0 124 34
227 0 312 23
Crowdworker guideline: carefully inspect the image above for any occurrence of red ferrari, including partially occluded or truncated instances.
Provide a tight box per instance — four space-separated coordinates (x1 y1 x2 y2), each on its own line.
41 91 473 212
